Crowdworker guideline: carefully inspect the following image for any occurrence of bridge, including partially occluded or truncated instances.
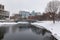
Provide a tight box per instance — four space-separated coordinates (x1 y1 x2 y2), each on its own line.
15 19 38 23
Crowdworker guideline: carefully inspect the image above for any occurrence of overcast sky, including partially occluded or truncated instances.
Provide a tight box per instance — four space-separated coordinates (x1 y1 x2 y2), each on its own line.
0 0 53 15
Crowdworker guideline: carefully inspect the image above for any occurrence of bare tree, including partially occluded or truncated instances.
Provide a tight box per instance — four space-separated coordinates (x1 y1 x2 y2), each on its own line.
45 0 60 23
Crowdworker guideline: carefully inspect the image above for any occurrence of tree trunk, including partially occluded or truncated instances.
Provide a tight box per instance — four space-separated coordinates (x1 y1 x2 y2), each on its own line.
53 13 55 23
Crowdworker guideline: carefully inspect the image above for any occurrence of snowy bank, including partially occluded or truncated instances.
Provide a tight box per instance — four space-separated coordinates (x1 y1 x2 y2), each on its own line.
31 21 60 40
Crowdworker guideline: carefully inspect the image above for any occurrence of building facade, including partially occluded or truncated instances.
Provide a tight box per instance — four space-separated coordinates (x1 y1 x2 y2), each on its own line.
0 4 9 20
19 11 30 19
10 14 22 21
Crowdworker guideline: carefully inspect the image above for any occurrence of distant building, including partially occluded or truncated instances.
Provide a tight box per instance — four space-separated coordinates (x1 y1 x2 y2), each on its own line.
19 11 42 20
31 11 37 16
10 14 22 21
0 4 9 20
35 12 41 15
28 11 42 20
28 16 36 20
42 12 57 20
19 11 30 19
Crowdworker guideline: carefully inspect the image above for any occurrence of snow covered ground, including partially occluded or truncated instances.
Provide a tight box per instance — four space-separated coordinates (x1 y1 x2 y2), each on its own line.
17 22 29 24
0 22 17 26
31 21 60 40
0 22 29 26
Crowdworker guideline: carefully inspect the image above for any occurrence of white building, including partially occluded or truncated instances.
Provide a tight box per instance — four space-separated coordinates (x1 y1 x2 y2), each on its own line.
19 11 30 19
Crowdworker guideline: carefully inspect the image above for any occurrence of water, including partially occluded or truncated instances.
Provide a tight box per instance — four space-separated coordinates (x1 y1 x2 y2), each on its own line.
0 24 57 40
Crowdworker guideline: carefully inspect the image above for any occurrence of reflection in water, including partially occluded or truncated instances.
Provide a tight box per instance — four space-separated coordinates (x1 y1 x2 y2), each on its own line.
0 27 9 40
0 24 57 40
31 25 51 35
31 25 57 40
